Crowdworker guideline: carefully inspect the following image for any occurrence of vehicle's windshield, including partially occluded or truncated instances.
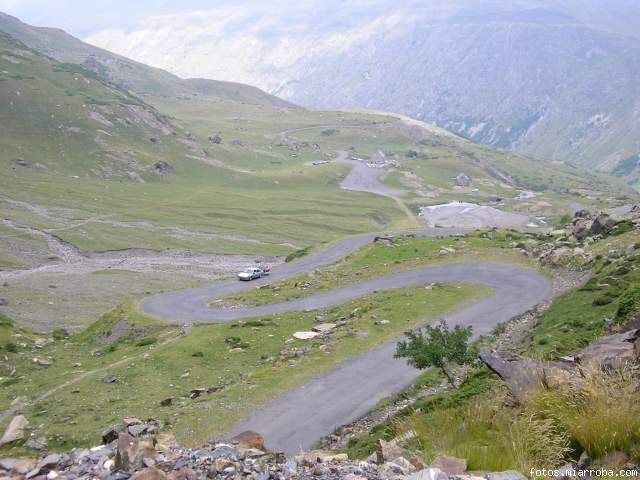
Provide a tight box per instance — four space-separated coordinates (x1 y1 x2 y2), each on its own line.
242 268 255 273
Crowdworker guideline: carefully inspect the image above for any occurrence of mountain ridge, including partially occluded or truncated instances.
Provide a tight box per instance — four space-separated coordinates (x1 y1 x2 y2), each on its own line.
0 11 294 108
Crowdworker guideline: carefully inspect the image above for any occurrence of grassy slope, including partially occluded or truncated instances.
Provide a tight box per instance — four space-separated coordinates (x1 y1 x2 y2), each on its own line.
0 282 490 453
0 33 406 256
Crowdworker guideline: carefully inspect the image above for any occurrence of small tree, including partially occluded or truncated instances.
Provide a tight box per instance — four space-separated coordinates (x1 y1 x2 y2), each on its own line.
395 319 473 386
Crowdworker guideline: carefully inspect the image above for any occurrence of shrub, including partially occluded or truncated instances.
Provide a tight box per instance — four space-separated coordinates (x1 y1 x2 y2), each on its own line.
492 322 507 336
615 283 640 322
592 295 613 306
191 351 204 357
320 128 338 136
52 328 69 340
0 313 14 327
395 320 473 386
224 336 249 349
285 246 311 263
135 336 157 347
4 341 18 353
612 221 634 236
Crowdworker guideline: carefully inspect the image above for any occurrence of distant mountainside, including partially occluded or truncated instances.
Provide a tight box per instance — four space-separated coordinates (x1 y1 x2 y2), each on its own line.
0 11 294 109
75 1 640 185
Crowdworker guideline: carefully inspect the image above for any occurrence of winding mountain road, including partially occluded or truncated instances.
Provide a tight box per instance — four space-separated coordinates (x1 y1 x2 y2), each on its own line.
141 235 551 453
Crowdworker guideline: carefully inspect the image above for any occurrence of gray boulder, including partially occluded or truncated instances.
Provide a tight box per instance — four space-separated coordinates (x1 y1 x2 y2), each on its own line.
479 350 574 403
455 172 472 187
0 415 29 447
575 329 640 370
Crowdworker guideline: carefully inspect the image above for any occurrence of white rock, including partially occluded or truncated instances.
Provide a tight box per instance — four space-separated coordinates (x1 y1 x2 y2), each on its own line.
293 331 319 340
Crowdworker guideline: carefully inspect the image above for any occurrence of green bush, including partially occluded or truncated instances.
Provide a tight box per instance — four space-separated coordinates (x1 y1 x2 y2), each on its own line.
135 336 158 347
592 295 614 306
224 336 249 349
285 246 311 263
612 222 634 236
616 283 640 322
52 328 69 340
4 341 18 353
0 313 15 327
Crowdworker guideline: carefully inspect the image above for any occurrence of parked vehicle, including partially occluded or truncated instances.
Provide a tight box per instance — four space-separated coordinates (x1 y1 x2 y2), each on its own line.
237 267 265 281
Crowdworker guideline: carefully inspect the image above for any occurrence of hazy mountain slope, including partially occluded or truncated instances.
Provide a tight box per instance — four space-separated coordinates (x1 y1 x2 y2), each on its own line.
78 1 640 181
0 31 190 179
272 4 640 177
0 11 293 108
278 19 640 172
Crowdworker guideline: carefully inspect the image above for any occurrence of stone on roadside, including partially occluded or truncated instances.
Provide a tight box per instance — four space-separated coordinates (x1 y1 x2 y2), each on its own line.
484 471 528 480
0 458 36 474
302 450 348 463
102 374 118 383
406 467 449 480
102 427 119 445
228 430 265 450
0 415 29 447
26 453 60 479
130 466 166 480
32 357 52 366
311 323 337 334
430 454 467 475
293 331 319 340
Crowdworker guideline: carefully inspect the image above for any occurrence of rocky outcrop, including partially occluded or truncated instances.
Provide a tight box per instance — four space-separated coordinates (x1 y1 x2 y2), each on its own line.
455 173 472 187
480 329 640 402
479 351 574 403
574 329 640 370
571 212 620 241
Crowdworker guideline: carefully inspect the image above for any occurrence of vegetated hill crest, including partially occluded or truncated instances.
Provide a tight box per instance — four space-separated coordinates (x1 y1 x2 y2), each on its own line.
0 11 295 108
